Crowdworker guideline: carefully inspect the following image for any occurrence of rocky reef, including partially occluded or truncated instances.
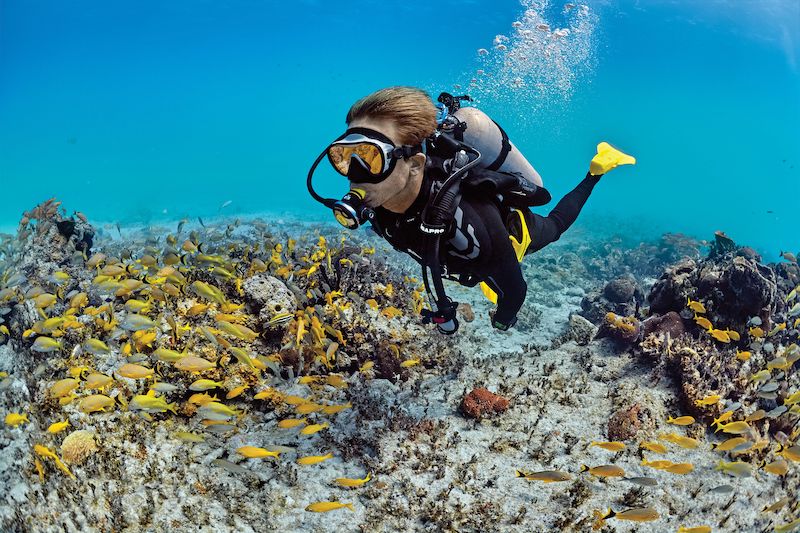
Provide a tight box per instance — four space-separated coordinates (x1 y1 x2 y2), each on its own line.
0 202 796 533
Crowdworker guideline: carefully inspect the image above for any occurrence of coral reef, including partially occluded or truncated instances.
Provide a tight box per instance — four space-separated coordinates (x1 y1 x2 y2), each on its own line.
607 403 642 441
460 387 510 420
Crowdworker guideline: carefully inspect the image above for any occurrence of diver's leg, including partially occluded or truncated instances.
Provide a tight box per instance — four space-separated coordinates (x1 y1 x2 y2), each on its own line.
521 172 601 254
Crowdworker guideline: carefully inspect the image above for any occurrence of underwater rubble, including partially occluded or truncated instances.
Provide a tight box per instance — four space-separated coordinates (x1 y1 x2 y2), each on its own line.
0 201 797 532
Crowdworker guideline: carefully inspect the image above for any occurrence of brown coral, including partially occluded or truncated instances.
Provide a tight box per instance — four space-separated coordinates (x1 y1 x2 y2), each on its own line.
607 404 642 441
602 312 641 343
460 388 510 420
61 430 98 465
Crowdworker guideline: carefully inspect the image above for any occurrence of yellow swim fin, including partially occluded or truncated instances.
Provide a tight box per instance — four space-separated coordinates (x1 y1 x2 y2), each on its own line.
479 209 532 305
589 142 636 176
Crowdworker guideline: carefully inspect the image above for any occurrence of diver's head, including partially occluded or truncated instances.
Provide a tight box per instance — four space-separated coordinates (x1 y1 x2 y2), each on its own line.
340 87 437 212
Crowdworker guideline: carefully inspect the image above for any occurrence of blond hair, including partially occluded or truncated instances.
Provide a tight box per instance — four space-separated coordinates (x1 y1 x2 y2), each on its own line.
345 86 438 146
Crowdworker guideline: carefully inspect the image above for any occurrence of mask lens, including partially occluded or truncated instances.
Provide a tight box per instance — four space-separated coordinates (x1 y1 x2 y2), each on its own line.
327 142 386 177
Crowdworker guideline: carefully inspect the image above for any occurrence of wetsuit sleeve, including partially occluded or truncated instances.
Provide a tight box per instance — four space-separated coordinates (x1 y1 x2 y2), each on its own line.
525 172 601 253
473 201 528 326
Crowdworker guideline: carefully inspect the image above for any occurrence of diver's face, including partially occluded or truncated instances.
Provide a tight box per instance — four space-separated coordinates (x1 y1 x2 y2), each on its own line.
346 117 423 212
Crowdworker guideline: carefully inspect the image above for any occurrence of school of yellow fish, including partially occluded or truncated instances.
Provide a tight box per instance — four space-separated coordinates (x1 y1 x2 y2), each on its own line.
516 296 799 532
0 210 432 516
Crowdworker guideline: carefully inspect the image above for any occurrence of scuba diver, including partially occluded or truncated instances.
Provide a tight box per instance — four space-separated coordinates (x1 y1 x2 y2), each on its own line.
307 86 635 334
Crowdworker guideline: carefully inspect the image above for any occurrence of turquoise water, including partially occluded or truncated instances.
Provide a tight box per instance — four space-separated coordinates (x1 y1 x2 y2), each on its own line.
1 0 798 260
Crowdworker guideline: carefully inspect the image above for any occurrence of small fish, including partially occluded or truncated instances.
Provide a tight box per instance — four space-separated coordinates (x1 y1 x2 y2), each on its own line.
4 413 29 427
237 446 281 459
153 347 186 363
694 394 721 407
173 431 205 443
32 336 62 353
707 484 734 494
763 496 790 513
777 444 800 462
580 464 625 477
590 441 626 452
189 379 224 391
781 251 798 263
335 471 373 487
750 369 771 383
150 382 180 393
677 527 711 533
664 462 694 474
790 302 800 318
47 420 70 434
745 409 766 422
686 298 706 314
735 349 751 361
118 363 154 379
667 415 695 426
768 322 787 336
297 452 334 465
49 378 80 398
321 402 352 415
622 476 658 487
715 460 752 477
641 459 673 470
211 458 251 475
715 421 751 435
708 328 730 343
660 433 700 449
640 441 668 454
601 507 659 522
277 418 307 429
762 458 789 476
79 394 115 413
749 326 765 338
694 315 713 330
515 469 572 483
267 312 294 327
299 422 329 435
130 394 177 414
712 437 748 452
174 356 215 372
775 518 800 533
120 314 157 331
305 501 354 513
83 372 113 390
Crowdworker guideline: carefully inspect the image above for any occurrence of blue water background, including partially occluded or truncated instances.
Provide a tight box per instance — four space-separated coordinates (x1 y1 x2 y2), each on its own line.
1 0 798 260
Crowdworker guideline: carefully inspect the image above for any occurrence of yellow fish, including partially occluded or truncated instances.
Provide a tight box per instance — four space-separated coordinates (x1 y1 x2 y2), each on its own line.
515 470 571 483
707 328 730 343
677 527 711 533
749 326 764 338
277 418 307 429
640 441 668 454
79 394 115 413
400 359 421 368
660 433 700 449
715 421 751 435
174 356 215 372
725 329 740 341
580 464 625 477
335 471 373 487
761 458 789 476
777 444 800 462
49 378 80 398
694 315 712 330
598 507 659 523
694 394 721 407
237 446 281 459
296 402 324 415
666 415 695 426
47 420 70 434
297 452 333 465
117 363 154 379
321 403 352 415
189 379 224 391
664 462 694 475
715 460 751 477
305 501 354 512
712 437 748 452
299 423 329 435
735 349 751 361
590 441 626 452
686 298 706 314
4 413 29 427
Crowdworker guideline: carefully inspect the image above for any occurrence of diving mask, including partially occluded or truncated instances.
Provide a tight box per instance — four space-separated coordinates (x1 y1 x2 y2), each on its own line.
326 127 422 184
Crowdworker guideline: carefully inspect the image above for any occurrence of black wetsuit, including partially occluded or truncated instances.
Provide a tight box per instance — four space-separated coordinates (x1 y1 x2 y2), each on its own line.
371 166 601 327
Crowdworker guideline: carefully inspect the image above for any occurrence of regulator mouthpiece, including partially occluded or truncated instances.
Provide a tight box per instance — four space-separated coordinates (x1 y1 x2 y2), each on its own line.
333 189 374 230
